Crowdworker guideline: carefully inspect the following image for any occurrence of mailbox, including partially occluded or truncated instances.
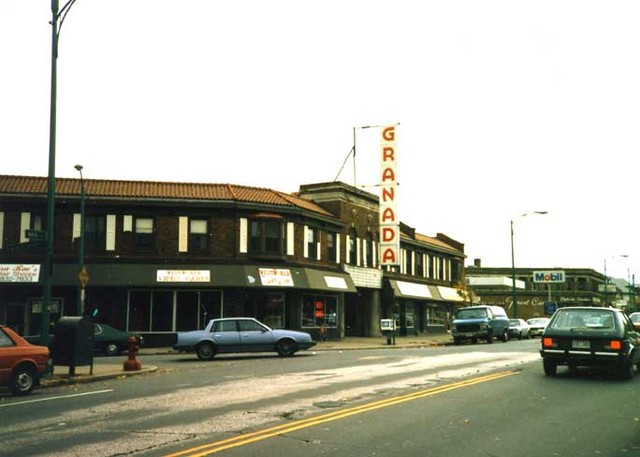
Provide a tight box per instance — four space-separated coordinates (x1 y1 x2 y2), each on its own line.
53 316 94 374
380 319 397 345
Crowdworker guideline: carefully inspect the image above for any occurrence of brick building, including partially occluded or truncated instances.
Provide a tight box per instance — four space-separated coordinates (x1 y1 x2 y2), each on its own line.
0 176 466 345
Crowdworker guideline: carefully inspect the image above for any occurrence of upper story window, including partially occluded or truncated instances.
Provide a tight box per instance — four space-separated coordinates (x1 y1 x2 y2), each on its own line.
348 229 358 266
307 227 319 260
249 219 285 256
405 249 413 274
135 217 154 251
365 233 374 267
327 231 337 263
415 251 424 276
85 215 106 251
189 219 208 252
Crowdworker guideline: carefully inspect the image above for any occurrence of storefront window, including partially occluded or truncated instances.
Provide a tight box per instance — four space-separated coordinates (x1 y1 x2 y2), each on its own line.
152 291 173 331
176 291 199 331
257 292 285 328
128 290 151 331
302 294 338 328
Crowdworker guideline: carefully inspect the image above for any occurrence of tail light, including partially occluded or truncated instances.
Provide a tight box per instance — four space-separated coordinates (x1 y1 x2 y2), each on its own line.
542 337 556 348
607 340 622 351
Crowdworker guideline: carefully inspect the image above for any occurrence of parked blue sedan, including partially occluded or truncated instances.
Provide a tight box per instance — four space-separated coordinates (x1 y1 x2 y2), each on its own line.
173 318 316 360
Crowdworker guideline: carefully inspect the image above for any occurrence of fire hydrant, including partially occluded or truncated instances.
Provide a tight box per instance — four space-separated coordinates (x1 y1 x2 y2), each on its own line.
123 336 142 371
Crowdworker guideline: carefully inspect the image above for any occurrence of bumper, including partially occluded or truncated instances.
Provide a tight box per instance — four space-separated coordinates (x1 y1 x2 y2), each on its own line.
540 349 629 367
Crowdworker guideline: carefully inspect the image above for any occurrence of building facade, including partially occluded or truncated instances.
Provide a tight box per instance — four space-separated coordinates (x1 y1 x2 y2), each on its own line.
0 176 466 345
466 264 637 319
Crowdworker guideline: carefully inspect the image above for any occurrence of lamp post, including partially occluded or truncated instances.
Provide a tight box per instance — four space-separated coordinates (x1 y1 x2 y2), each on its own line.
603 254 628 307
75 164 86 315
40 0 79 345
510 211 548 318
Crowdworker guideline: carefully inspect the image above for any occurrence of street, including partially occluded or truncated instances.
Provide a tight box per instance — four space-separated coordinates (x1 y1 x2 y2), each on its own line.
2 340 639 456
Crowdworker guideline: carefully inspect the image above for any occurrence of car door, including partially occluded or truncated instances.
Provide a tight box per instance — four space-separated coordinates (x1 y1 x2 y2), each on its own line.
211 320 241 353
237 319 274 352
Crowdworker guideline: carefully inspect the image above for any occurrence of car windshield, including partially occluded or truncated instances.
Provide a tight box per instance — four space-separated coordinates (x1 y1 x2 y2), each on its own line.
528 319 548 326
549 310 616 330
457 308 487 319
509 320 520 326
630 314 640 323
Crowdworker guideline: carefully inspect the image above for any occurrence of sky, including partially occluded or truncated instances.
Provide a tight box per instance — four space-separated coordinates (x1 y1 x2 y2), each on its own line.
3 1 640 282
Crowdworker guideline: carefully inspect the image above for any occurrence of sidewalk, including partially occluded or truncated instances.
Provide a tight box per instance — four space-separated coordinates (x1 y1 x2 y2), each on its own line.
40 333 453 388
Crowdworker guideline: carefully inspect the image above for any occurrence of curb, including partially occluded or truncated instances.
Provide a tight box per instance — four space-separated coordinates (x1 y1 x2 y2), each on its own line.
40 366 158 388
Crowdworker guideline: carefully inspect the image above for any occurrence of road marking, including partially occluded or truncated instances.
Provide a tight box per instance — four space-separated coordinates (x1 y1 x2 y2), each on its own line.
165 370 518 457
0 389 114 408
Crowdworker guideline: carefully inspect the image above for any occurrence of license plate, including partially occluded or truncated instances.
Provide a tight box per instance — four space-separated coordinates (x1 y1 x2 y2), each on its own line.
572 340 590 349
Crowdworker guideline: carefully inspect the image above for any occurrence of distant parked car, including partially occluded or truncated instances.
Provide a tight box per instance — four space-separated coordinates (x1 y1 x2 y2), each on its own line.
451 305 510 345
508 319 530 340
540 307 640 379
94 324 143 356
527 317 550 337
173 317 316 360
629 312 640 331
0 325 51 395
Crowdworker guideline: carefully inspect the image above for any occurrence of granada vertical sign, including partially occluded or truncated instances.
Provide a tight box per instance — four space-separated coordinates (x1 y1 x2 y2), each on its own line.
379 125 399 266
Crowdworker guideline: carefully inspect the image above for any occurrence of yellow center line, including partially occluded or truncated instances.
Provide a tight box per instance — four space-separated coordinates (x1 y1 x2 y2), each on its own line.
165 370 518 457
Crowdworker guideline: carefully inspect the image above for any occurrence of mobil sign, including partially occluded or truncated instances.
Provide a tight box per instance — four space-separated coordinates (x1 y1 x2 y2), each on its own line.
533 270 566 283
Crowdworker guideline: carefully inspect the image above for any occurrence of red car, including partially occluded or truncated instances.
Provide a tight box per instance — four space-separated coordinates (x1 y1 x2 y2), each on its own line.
0 325 50 395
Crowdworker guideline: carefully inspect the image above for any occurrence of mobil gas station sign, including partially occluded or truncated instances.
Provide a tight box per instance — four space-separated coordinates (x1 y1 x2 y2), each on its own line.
533 270 566 283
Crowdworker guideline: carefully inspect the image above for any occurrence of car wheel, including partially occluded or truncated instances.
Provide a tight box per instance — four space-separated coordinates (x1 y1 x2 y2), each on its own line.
471 337 478 344
486 332 493 344
196 342 216 360
277 339 297 357
453 338 461 345
105 343 121 357
501 329 509 342
619 361 635 380
10 365 36 396
543 359 557 376
567 363 578 375
517 331 523 340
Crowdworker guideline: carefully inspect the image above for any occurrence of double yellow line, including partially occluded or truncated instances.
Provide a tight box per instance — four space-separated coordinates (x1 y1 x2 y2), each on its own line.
166 370 518 457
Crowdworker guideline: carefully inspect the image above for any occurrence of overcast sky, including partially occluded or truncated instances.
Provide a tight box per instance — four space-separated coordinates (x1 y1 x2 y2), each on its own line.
3 1 639 281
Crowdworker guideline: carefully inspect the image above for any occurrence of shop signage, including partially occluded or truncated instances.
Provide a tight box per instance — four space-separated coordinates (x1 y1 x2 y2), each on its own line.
533 270 566 283
156 270 211 283
379 125 399 266
0 264 40 283
323 276 348 290
259 268 294 286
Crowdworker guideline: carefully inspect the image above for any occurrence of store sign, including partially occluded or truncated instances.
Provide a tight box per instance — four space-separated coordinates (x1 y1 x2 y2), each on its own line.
0 264 40 283
379 125 399 266
156 270 211 283
533 270 566 283
259 268 294 287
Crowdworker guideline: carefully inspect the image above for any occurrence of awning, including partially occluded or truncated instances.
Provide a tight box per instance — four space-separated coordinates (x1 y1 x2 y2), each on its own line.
389 279 433 299
303 268 357 292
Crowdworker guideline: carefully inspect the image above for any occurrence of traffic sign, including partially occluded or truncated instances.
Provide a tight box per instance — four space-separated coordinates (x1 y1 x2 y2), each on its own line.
78 265 90 288
25 229 47 241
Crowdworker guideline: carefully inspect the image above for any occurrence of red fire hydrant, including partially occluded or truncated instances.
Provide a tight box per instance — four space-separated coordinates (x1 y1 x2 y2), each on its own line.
123 336 142 371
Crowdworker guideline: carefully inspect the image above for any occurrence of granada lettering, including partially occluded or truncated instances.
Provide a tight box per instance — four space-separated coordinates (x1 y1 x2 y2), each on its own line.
382 126 395 141
382 227 397 242
381 186 395 202
381 167 396 182
381 247 397 263
381 207 396 223
382 146 395 161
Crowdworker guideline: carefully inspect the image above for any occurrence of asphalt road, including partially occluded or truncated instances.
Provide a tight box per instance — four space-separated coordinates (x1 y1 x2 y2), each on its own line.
2 339 639 456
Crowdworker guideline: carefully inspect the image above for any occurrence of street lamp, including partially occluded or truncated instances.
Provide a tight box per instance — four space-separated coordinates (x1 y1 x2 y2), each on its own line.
510 211 548 318
75 164 86 315
40 0 79 345
603 254 628 307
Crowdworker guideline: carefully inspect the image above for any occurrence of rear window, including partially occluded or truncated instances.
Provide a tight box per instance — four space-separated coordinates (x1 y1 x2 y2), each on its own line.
550 310 615 330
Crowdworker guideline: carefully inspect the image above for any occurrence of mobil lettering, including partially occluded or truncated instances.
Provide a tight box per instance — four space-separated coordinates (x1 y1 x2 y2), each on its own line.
533 271 566 283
